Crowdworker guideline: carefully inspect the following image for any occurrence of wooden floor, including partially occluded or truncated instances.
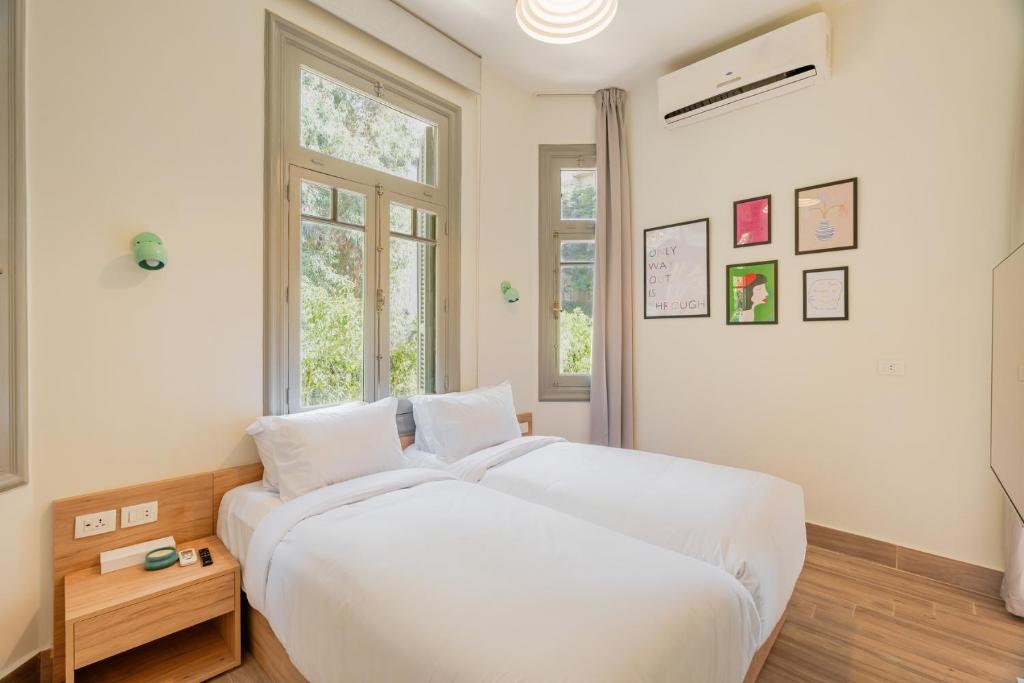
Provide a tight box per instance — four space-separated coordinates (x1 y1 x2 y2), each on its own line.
212 545 1024 683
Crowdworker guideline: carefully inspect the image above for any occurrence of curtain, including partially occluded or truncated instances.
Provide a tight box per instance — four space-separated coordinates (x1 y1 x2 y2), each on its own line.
590 88 634 448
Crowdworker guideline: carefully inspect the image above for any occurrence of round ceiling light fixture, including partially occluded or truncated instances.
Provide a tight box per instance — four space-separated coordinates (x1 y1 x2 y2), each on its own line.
515 0 618 45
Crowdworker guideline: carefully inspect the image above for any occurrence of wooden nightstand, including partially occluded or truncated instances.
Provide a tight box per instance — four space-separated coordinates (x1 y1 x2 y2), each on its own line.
63 535 241 683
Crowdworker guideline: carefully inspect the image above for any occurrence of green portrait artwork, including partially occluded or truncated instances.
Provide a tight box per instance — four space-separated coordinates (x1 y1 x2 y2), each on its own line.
726 260 778 325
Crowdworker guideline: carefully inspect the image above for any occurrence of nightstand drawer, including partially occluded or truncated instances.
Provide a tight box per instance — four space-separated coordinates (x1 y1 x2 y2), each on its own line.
74 572 234 667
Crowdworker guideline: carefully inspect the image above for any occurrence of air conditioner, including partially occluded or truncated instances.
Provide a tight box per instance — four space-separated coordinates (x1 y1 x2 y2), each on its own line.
658 13 831 128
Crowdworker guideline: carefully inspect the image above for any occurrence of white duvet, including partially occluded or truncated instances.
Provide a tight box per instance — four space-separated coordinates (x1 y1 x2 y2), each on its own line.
406 436 806 644
244 467 760 683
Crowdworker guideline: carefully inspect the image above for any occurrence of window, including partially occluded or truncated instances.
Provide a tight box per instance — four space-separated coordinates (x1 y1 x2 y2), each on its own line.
0 0 24 491
539 145 597 402
267 16 460 416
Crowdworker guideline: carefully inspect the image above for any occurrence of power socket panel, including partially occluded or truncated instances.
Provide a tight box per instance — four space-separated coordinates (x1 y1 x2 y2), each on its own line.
121 501 158 529
74 510 117 539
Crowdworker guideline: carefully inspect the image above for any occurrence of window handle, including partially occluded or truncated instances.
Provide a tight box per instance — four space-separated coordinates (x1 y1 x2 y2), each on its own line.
551 302 560 319
376 289 386 312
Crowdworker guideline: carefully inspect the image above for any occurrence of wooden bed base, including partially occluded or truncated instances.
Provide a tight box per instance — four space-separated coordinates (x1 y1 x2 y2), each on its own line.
52 410 788 682
245 598 787 683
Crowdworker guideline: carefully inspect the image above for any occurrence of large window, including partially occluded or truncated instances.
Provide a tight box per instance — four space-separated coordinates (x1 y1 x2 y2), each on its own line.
539 145 597 402
267 16 459 415
0 0 24 491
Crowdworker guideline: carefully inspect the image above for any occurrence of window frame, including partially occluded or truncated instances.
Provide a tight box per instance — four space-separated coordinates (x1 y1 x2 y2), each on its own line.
265 13 461 418
0 0 25 492
538 144 597 403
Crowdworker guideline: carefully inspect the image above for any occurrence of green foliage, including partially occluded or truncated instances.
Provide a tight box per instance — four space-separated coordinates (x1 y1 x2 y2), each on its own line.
561 174 597 219
559 307 593 375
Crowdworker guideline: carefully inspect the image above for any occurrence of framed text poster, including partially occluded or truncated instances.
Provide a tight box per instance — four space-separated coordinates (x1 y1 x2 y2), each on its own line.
644 218 710 319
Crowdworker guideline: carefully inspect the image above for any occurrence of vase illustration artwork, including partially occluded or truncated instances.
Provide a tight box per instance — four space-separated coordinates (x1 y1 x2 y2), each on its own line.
796 178 857 253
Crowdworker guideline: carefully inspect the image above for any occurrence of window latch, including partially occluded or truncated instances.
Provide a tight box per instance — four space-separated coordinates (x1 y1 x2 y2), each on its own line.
376 288 386 312
551 302 560 319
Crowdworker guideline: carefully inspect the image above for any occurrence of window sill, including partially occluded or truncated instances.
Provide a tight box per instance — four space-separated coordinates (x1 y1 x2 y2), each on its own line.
539 387 591 403
0 471 27 494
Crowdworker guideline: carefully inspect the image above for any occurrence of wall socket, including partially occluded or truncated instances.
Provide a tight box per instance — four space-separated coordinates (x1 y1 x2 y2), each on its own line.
74 510 117 539
877 359 906 376
121 501 158 528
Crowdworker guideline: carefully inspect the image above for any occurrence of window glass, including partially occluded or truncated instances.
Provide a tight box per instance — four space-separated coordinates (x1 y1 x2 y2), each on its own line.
300 67 438 187
389 203 437 396
559 239 595 375
560 169 597 220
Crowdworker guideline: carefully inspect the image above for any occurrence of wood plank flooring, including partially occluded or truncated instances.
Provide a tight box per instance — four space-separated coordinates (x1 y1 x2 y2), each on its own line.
212 545 1024 682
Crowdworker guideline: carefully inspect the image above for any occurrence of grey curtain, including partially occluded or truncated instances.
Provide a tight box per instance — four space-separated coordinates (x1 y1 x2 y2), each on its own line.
590 88 634 448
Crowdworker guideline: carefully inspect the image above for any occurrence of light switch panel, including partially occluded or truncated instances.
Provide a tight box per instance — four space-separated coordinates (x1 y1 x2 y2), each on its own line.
121 501 158 529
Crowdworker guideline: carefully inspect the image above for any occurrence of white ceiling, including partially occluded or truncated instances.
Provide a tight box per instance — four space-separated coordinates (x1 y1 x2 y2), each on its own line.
396 0 830 92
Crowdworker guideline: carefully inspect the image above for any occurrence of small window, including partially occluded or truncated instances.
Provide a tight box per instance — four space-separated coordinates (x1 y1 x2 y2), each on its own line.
300 67 438 187
539 145 597 402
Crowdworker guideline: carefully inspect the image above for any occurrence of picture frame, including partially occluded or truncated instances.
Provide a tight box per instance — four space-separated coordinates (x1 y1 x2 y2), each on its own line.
726 260 778 325
644 218 710 319
803 266 849 321
795 177 858 254
733 194 771 248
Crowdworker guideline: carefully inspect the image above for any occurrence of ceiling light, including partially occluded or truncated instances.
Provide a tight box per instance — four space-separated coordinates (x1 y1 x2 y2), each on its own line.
515 0 618 45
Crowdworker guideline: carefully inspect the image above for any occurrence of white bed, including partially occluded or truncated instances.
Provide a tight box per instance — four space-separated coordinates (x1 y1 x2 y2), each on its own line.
405 435 806 645
219 468 761 682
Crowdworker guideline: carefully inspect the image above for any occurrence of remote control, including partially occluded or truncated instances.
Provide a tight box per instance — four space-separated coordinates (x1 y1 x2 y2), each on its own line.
199 547 213 567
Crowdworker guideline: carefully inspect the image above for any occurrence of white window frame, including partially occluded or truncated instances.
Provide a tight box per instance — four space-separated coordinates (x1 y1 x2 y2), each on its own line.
538 144 596 402
265 14 461 422
0 0 25 492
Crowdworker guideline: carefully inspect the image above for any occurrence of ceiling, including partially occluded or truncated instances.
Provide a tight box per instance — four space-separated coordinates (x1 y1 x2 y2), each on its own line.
396 0 831 92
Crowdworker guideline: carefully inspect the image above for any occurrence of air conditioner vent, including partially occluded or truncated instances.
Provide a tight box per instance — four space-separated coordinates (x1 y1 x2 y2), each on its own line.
664 64 817 123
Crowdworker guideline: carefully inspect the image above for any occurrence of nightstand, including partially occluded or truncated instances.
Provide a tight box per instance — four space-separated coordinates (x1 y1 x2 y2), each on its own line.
63 535 241 682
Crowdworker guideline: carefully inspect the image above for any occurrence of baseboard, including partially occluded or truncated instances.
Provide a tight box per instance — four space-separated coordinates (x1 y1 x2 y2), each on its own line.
0 650 50 683
806 523 1003 598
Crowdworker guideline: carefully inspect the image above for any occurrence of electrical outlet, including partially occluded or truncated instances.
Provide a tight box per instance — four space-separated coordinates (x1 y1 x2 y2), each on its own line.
121 501 158 529
74 510 117 539
877 359 905 376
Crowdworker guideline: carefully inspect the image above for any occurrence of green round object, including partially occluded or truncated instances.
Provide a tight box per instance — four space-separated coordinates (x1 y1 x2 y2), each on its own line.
143 546 179 571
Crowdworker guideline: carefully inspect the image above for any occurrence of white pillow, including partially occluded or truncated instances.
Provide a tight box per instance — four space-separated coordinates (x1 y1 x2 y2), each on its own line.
409 382 521 463
247 401 365 491
246 399 401 502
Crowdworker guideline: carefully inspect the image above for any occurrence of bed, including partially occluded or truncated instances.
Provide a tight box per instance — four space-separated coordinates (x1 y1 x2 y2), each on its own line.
404 396 806 650
216 467 762 682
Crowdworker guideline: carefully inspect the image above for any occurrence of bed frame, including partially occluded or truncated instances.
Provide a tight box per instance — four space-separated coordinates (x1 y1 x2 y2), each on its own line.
51 410 784 683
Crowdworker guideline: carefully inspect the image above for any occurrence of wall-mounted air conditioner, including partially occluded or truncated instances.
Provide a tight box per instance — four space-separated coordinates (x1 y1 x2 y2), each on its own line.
658 13 831 128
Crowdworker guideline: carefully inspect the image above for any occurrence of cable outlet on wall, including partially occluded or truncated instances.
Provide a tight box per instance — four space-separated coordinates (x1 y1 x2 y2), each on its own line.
74 510 117 539
121 501 158 529
877 359 905 376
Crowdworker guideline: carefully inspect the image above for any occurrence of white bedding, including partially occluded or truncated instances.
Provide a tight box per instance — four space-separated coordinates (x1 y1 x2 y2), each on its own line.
405 437 806 644
243 467 760 683
216 481 282 568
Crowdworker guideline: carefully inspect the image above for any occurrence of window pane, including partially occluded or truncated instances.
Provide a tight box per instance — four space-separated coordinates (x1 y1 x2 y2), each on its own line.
300 220 365 407
336 188 365 226
559 262 594 376
300 180 331 219
560 169 597 220
390 203 414 235
390 237 436 397
300 67 438 186
416 210 437 240
560 239 595 262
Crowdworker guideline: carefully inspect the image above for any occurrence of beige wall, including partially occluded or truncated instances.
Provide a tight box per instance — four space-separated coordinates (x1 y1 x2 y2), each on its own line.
1 0 480 674
477 67 595 441
629 0 1024 570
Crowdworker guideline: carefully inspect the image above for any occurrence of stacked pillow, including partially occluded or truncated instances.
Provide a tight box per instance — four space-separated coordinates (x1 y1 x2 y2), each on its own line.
247 398 403 502
410 382 521 463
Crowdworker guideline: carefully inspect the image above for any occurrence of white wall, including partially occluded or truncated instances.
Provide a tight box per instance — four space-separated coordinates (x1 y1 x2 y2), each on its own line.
1 0 480 674
477 67 595 441
629 0 1024 569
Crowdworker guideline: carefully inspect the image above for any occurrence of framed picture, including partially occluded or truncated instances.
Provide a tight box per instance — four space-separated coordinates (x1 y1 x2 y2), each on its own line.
733 194 771 248
803 266 848 321
726 260 777 325
644 218 710 319
795 177 857 254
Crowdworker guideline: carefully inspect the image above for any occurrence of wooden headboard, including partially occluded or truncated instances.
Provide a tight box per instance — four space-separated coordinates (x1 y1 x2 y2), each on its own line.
50 411 532 683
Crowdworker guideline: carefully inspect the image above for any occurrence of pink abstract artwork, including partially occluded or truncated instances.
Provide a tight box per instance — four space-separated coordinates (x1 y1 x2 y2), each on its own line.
734 196 771 247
